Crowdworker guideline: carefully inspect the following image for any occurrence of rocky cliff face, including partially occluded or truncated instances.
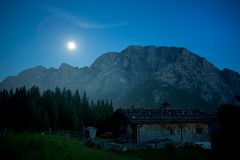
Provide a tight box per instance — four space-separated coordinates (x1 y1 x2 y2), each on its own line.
1 45 239 112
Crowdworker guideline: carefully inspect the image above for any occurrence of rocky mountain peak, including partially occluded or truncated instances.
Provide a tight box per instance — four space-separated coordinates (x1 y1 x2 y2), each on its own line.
59 63 74 69
0 45 239 112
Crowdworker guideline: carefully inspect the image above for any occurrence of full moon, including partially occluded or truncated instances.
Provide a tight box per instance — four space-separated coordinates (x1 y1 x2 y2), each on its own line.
67 41 76 50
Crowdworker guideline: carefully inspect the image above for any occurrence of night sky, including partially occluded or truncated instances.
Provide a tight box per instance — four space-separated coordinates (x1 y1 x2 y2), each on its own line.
1 0 240 81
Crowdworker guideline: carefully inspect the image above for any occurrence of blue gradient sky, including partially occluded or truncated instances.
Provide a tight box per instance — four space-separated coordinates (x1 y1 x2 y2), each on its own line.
0 0 240 81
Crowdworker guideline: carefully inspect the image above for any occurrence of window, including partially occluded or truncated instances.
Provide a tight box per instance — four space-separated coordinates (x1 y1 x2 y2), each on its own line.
195 127 203 134
165 128 175 135
169 128 174 135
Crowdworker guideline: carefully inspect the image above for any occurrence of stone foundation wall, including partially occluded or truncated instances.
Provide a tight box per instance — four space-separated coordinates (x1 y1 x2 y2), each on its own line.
136 122 209 144
181 122 209 143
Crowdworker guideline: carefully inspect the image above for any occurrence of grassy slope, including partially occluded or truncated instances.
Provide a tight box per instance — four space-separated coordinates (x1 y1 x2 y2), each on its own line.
0 133 212 160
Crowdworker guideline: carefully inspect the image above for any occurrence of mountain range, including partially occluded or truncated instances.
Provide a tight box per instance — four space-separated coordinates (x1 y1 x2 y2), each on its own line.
1 45 240 112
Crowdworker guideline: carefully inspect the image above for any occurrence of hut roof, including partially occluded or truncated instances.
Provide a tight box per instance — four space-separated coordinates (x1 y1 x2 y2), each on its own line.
114 108 213 123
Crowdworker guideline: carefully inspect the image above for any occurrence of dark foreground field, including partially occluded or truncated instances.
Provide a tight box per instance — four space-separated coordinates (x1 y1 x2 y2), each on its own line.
0 133 213 160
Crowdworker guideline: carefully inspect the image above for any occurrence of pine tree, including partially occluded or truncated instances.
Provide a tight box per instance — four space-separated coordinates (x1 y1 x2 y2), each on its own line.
27 86 41 131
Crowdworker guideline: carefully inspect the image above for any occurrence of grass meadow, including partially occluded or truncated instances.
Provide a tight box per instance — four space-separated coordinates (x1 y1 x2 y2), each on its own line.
0 133 213 160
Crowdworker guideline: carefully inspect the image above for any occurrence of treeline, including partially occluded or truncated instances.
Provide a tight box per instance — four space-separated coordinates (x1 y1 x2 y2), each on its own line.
0 86 114 133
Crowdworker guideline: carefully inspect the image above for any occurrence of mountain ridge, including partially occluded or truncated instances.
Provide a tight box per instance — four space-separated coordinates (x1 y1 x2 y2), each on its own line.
1 45 239 112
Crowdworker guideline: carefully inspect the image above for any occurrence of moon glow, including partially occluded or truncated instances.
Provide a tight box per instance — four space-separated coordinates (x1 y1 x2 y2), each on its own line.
67 41 76 50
